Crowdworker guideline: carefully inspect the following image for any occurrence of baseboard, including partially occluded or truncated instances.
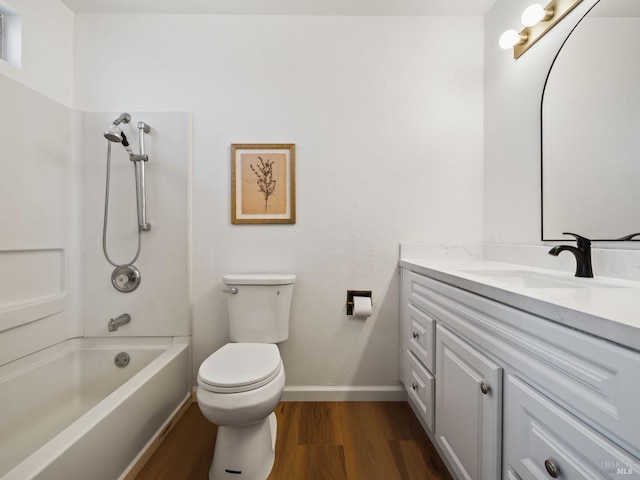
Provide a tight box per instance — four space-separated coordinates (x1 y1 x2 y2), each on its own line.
281 385 407 402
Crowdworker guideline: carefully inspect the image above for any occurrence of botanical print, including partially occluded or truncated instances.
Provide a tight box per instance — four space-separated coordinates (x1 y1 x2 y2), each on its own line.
240 153 287 215
231 143 295 224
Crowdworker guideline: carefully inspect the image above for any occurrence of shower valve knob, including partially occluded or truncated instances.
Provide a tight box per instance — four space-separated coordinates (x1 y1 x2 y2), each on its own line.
111 266 141 293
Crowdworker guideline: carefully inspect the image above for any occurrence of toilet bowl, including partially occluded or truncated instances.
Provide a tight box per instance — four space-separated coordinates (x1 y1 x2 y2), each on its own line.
198 343 285 425
197 343 286 479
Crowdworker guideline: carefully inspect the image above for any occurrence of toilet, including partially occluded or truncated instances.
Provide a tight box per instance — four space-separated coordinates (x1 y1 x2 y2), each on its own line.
197 273 295 480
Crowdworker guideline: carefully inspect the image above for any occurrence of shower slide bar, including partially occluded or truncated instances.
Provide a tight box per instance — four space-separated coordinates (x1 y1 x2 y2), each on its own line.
135 121 151 232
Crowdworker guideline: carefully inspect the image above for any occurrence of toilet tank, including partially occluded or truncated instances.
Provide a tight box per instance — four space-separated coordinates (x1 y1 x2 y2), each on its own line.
223 274 296 343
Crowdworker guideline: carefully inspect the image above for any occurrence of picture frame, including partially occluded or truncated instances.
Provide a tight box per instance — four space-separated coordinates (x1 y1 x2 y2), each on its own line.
231 144 296 224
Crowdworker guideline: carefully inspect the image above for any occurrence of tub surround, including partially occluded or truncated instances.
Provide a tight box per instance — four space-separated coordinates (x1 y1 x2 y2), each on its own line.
82 112 191 338
0 73 83 367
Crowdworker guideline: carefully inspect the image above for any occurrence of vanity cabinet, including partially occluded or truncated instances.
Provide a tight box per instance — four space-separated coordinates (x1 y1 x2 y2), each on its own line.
400 267 640 480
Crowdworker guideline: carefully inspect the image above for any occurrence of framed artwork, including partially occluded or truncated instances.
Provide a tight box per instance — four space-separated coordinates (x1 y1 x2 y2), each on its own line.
231 144 296 224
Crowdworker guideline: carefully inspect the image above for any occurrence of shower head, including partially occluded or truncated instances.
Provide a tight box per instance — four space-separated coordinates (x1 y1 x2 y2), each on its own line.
104 124 123 143
104 112 132 142
104 125 131 149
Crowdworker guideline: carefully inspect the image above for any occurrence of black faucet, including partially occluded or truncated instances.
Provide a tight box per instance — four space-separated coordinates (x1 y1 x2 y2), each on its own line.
617 232 640 241
548 232 593 278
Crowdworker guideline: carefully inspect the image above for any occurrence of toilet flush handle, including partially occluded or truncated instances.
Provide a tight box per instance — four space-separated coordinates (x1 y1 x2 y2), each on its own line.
222 287 238 294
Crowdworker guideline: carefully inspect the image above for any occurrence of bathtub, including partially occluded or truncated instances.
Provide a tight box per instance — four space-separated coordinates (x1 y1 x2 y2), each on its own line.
0 336 191 480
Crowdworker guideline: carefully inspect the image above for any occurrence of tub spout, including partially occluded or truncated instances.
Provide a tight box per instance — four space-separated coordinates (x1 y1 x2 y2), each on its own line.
108 314 131 332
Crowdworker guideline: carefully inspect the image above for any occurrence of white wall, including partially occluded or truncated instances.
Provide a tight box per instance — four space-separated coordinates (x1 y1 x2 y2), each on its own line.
0 1 79 366
75 14 484 388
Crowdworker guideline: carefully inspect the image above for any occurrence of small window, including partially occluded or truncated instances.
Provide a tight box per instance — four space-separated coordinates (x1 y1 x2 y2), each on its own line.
0 7 21 69
0 13 4 61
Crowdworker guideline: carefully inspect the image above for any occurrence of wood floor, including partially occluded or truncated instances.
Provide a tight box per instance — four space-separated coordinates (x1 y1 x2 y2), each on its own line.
135 401 452 480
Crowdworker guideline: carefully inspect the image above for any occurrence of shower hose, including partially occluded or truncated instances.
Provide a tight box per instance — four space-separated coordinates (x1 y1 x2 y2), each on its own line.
102 141 143 268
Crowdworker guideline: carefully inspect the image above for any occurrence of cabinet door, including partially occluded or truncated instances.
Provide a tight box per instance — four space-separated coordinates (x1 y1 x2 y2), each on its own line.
435 325 502 480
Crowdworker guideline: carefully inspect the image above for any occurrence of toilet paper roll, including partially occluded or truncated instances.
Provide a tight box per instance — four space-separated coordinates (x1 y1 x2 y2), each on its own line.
353 295 372 318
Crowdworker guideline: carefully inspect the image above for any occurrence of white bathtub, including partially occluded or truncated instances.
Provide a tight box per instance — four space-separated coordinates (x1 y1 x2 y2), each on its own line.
0 336 191 480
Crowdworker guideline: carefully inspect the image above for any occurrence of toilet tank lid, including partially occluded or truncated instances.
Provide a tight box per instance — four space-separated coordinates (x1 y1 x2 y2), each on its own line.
223 274 296 285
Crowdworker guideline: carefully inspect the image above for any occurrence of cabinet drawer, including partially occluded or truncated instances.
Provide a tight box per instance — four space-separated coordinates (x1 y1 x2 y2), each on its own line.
405 350 434 432
504 374 640 480
406 271 443 315
406 303 435 373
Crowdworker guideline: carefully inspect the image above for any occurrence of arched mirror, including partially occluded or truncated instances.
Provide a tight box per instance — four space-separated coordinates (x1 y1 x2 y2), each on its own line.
541 0 640 241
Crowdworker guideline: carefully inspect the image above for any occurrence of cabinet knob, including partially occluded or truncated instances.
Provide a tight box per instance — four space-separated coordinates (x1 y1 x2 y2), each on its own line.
480 382 490 395
411 382 419 391
412 331 420 339
544 458 561 478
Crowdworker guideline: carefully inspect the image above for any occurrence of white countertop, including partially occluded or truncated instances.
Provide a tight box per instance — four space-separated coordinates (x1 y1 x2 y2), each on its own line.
399 258 640 351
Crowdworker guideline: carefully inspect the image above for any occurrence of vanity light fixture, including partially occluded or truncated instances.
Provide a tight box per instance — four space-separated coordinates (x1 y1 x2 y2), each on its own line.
499 0 584 59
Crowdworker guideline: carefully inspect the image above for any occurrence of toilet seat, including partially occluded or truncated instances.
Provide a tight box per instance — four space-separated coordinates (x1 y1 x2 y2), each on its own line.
198 343 282 394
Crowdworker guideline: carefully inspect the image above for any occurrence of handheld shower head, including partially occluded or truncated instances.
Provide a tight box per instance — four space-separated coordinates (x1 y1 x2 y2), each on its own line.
104 125 132 156
104 113 133 142
104 124 123 143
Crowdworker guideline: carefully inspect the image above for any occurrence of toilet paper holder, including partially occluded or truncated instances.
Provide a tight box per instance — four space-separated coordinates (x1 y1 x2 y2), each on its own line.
346 290 372 315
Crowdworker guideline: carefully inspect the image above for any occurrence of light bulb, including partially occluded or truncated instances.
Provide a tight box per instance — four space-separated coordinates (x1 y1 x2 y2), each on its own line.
521 4 553 27
499 30 526 50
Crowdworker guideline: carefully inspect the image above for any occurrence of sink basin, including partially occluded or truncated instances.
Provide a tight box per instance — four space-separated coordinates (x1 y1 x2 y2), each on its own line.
457 269 627 289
